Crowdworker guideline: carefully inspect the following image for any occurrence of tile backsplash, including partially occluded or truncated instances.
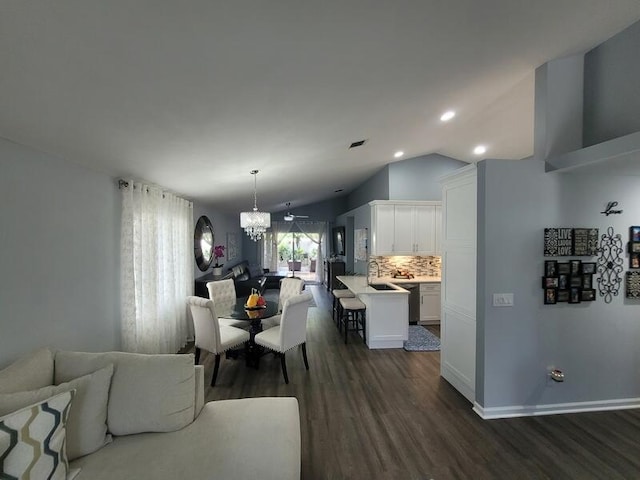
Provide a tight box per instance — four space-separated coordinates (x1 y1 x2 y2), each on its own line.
370 255 441 277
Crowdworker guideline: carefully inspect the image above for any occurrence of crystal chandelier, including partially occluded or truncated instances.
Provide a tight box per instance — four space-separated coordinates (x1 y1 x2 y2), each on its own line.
240 170 271 241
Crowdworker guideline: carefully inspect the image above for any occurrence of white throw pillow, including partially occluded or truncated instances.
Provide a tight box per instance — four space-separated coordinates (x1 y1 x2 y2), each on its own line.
0 364 113 461
0 390 80 480
0 347 55 393
55 351 195 436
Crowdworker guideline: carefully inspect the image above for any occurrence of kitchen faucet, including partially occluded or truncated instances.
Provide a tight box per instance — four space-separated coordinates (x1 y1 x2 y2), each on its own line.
367 260 380 284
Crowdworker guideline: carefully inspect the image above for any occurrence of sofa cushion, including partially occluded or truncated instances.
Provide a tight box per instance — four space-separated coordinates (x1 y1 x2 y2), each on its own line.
70 397 301 480
55 351 195 436
0 346 54 393
0 390 79 480
0 365 113 461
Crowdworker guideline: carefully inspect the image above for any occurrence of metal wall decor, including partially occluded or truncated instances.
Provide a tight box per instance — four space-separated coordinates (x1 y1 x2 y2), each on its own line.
596 226 623 303
600 201 623 216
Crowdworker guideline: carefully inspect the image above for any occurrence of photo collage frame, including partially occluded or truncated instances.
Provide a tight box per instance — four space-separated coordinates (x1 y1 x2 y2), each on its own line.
542 260 596 305
626 226 640 298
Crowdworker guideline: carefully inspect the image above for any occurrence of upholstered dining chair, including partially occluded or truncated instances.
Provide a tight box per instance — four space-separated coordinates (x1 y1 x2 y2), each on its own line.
206 279 250 329
186 296 250 387
261 277 305 329
254 292 312 384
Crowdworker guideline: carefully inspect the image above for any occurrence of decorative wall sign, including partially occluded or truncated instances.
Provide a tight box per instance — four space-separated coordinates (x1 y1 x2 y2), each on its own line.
626 271 640 298
544 228 573 256
573 228 599 256
600 201 623 216
596 226 623 303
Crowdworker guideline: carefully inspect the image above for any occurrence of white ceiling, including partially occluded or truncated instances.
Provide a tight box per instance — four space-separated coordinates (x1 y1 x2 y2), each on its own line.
1 1 639 213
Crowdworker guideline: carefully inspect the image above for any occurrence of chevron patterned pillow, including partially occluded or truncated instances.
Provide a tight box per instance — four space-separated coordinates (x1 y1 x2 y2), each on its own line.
0 390 78 480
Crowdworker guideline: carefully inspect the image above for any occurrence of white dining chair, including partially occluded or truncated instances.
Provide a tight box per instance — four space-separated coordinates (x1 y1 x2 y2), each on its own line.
261 277 305 329
254 292 312 384
206 279 250 329
187 296 250 386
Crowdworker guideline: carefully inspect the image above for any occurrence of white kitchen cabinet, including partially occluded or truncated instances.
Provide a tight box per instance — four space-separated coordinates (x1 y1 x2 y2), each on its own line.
419 282 441 324
369 200 441 256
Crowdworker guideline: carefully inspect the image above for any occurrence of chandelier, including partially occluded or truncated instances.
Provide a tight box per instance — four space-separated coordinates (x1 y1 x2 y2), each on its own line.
240 169 271 241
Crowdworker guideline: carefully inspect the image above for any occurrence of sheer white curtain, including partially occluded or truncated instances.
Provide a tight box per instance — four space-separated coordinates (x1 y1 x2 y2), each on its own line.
120 181 194 354
266 221 292 272
294 221 326 283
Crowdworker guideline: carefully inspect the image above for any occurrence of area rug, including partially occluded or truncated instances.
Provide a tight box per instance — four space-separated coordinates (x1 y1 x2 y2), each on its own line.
403 325 441 352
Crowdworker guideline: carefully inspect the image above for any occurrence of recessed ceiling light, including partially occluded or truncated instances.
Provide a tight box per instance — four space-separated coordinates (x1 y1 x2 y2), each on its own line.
440 110 456 122
473 145 487 155
394 151 404 158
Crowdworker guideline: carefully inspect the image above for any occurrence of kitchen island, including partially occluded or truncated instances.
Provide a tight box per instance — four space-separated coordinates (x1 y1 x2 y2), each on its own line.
336 275 410 349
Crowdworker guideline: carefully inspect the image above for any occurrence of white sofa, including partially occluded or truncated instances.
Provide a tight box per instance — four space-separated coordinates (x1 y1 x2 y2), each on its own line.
0 347 301 480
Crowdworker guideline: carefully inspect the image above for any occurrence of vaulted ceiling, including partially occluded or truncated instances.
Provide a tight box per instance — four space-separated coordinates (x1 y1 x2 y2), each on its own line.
1 1 639 212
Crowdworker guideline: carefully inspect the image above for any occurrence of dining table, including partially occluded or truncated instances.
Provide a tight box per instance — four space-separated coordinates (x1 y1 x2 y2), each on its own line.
215 298 279 368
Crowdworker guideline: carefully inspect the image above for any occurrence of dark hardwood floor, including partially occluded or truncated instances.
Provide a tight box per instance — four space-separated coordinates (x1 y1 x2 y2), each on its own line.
197 285 640 479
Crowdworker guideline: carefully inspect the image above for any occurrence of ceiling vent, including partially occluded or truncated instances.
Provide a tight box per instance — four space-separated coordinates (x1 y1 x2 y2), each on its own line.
349 140 367 149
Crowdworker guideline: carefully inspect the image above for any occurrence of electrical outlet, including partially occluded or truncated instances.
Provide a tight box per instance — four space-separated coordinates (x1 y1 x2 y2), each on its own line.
492 293 514 307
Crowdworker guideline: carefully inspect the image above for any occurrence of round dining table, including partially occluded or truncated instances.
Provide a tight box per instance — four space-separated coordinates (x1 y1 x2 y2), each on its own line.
215 298 279 368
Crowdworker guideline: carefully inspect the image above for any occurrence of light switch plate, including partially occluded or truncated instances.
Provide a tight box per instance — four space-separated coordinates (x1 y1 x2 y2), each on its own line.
493 293 514 307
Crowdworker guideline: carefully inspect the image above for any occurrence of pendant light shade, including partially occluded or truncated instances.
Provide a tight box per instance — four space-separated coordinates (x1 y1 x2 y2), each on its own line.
240 170 271 241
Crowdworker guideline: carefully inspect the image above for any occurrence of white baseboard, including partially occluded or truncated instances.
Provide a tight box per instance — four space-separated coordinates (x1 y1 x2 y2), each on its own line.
473 397 640 419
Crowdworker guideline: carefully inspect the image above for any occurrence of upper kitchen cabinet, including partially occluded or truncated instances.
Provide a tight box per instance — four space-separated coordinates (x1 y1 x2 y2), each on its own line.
370 200 442 256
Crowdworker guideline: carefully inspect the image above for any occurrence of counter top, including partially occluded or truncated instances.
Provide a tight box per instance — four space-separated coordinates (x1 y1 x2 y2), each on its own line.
378 276 441 284
336 275 410 295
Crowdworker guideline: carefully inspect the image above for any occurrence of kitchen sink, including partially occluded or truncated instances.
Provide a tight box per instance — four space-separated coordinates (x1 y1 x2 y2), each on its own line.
369 283 397 291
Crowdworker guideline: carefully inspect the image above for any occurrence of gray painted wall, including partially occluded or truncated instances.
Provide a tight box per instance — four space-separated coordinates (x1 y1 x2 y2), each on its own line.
388 154 467 200
192 203 243 276
584 20 640 147
335 203 371 275
0 138 120 367
347 166 389 211
477 156 640 409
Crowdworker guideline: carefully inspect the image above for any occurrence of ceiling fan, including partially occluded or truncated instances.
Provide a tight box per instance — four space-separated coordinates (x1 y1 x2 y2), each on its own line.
283 202 309 222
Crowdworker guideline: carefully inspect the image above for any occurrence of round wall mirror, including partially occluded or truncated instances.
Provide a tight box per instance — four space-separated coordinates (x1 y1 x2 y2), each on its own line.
194 215 215 272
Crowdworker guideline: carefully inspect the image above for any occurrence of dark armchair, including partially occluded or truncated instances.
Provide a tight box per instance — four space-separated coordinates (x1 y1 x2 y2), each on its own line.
228 261 266 297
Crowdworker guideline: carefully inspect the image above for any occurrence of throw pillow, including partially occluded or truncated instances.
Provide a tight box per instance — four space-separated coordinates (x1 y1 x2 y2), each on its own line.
0 347 54 393
55 351 195 436
0 390 79 480
0 364 113 461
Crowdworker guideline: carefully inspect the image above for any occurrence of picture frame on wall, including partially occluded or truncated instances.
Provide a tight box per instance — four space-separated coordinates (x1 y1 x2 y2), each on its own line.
544 288 557 304
557 290 569 302
543 277 559 288
583 274 593 289
580 289 596 301
569 287 581 304
557 262 571 275
544 260 558 277
570 260 582 275
631 226 640 243
626 271 640 298
581 262 596 274
631 253 640 269
570 276 583 288
633 243 640 253
558 274 568 290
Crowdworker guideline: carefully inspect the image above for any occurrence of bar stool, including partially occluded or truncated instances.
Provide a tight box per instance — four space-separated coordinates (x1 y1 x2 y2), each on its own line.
332 289 354 326
339 297 366 344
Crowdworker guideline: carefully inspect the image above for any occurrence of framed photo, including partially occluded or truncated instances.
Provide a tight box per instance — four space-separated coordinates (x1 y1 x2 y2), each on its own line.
543 277 559 288
544 288 557 305
569 287 581 304
633 243 640 253
558 274 569 290
544 260 558 277
580 289 596 301
557 290 569 302
582 274 593 289
581 262 596 274
631 226 640 243
557 262 571 275
570 260 582 275
570 276 583 288
631 253 640 269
